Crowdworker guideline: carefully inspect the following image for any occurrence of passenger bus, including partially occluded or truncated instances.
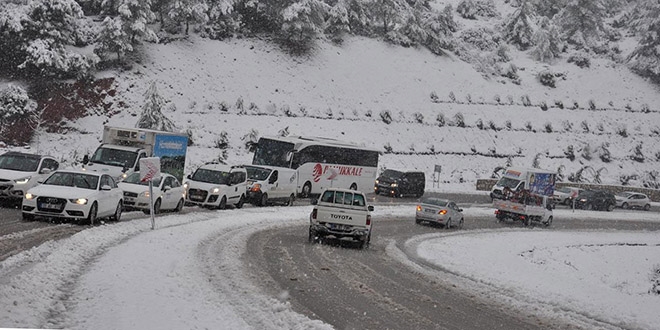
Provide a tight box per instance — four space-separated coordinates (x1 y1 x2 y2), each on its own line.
252 136 379 197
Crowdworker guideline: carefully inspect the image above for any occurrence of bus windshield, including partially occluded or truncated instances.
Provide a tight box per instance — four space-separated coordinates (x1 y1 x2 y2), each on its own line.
252 138 294 167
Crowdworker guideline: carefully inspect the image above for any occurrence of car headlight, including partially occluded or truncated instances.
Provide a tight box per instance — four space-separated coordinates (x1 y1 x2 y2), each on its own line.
69 198 88 205
375 179 379 184
250 183 262 192
140 191 150 198
183 183 189 189
212 187 221 194
25 193 37 200
15 176 31 184
390 183 398 187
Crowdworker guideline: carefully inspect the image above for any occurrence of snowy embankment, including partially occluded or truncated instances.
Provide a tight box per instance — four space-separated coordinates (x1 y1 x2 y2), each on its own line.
0 205 659 329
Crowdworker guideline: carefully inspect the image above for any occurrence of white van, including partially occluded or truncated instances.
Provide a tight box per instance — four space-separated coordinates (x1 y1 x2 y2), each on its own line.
309 188 373 249
184 164 247 209
244 165 297 206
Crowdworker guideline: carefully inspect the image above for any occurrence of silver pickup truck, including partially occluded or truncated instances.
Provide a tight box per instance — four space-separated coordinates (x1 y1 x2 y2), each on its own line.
309 188 374 248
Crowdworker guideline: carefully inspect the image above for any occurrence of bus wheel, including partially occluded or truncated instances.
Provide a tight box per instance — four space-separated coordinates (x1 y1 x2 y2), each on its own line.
349 183 357 190
302 182 312 198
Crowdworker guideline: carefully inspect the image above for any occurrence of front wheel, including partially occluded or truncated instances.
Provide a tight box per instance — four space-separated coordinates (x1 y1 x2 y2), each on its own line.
86 202 98 225
235 195 245 209
218 196 227 210
111 201 122 221
457 218 464 229
22 212 35 221
606 203 614 212
644 204 651 211
543 216 553 227
285 194 295 206
523 216 531 227
259 193 268 207
621 202 629 209
175 198 184 212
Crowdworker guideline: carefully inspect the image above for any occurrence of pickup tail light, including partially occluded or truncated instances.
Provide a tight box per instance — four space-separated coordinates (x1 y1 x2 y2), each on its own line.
366 215 371 226
416 205 422 211
311 209 317 220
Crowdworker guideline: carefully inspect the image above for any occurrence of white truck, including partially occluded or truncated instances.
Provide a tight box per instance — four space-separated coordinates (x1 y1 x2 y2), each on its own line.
244 165 297 206
491 167 556 226
83 126 188 182
309 188 374 249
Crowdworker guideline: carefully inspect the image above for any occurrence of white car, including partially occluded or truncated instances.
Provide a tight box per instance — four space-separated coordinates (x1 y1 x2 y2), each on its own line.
0 152 59 203
119 172 185 214
415 197 464 229
615 191 651 211
184 163 247 209
309 188 373 249
551 186 582 205
22 170 123 224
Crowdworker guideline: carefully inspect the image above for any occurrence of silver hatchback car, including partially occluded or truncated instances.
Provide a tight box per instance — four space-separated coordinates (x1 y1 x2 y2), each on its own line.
615 192 651 211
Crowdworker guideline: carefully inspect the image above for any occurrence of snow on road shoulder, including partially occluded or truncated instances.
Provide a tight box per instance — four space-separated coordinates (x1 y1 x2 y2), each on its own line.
405 229 660 330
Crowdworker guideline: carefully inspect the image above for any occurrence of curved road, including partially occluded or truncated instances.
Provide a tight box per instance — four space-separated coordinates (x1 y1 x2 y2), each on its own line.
1 194 659 329
244 195 660 330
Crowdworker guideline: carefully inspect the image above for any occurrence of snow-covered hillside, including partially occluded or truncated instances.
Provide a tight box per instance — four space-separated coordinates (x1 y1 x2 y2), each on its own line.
30 33 660 190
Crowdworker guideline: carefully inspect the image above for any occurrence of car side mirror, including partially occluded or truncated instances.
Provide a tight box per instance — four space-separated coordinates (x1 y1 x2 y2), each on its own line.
187 174 192 179
82 155 89 165
101 185 112 191
310 199 318 205
40 168 52 175
458 208 463 212
163 185 171 192
368 205 374 211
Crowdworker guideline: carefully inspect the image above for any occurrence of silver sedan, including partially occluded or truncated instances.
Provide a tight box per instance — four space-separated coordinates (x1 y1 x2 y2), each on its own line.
415 197 464 229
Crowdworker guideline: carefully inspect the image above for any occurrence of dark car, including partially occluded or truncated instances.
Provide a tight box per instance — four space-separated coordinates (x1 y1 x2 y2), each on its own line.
574 190 616 211
374 169 425 198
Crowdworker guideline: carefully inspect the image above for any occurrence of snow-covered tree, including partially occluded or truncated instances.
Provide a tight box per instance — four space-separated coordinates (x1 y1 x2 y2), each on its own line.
280 0 329 52
628 2 660 83
532 0 566 19
168 0 209 34
0 0 95 79
370 0 408 35
95 16 133 61
555 0 607 48
346 0 371 36
501 0 535 50
0 85 39 142
325 0 350 43
136 82 176 132
117 0 158 43
456 0 498 20
531 16 562 62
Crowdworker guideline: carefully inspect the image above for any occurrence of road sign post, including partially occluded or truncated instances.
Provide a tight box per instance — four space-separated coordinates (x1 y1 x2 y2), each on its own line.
140 157 161 230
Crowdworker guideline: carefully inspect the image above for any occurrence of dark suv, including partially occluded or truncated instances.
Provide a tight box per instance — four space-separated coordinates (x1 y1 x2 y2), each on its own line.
574 190 616 211
374 169 425 198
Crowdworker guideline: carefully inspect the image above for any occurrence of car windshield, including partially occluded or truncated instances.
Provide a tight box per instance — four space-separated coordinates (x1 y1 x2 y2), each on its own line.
245 166 272 181
191 168 230 185
44 172 99 190
556 187 572 194
0 154 40 172
422 198 449 207
381 169 403 179
122 172 163 186
90 147 138 168
496 177 521 189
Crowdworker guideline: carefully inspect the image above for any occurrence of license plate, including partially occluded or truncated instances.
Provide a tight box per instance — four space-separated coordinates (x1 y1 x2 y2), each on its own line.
425 209 436 213
328 223 348 230
40 203 60 209
191 195 204 201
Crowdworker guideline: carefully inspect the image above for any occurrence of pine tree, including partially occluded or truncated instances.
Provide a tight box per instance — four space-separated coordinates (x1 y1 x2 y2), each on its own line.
167 0 209 35
501 0 535 50
280 0 329 52
628 3 660 82
95 16 133 61
531 17 562 62
0 85 39 142
325 0 350 43
555 0 606 48
117 0 158 44
136 82 176 132
532 0 566 19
